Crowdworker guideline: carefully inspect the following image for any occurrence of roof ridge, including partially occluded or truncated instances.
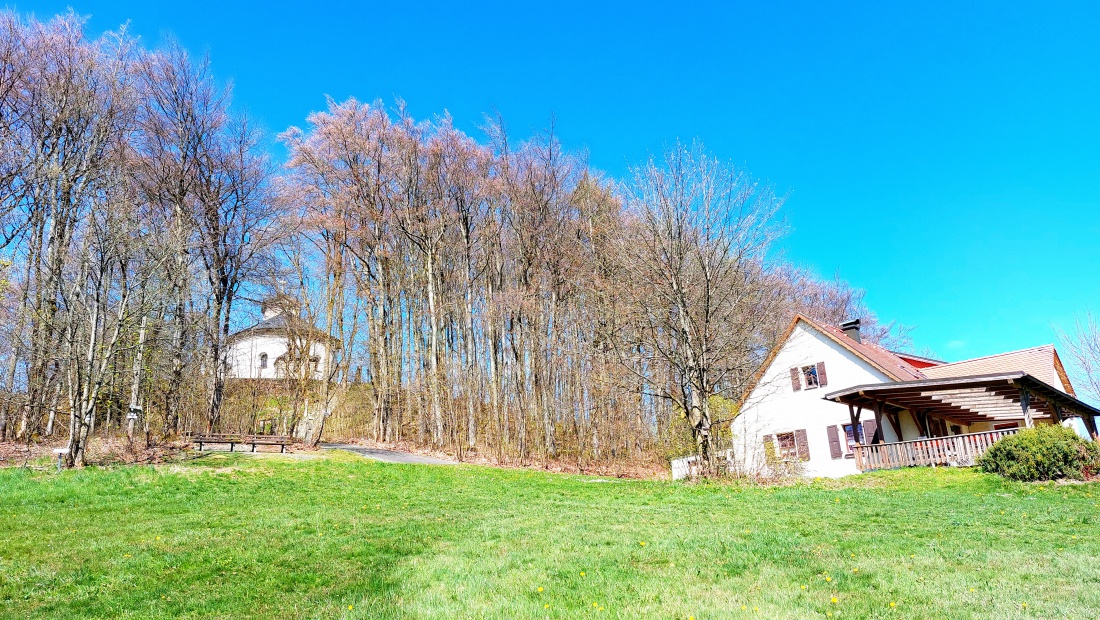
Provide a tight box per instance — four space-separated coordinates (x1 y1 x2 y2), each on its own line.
935 344 1055 367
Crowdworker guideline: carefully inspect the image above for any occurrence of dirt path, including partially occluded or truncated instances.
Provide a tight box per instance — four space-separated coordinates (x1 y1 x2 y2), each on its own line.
322 443 458 465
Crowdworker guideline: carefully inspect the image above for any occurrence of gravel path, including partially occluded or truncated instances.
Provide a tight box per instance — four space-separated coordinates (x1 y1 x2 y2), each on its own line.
322 443 457 465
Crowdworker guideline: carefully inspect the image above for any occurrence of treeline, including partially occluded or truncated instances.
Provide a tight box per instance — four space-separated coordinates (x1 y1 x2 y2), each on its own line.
0 11 905 468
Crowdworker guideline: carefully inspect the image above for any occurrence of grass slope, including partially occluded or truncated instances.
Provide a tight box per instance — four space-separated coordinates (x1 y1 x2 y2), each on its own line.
1 452 1098 619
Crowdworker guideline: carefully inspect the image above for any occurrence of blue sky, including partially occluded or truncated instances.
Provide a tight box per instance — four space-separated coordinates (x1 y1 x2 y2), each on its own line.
22 0 1100 362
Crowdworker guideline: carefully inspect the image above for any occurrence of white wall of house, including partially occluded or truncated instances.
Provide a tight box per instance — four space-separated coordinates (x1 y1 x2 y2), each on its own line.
732 321 900 478
227 333 330 381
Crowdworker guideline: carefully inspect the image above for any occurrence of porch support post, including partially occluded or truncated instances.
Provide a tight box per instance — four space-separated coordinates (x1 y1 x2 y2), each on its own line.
872 400 885 443
1019 387 1033 428
1084 414 1099 441
1051 402 1063 423
917 409 932 437
885 410 903 441
847 404 860 442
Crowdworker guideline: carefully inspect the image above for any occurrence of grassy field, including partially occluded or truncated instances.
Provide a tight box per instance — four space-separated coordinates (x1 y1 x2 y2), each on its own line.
1 451 1098 619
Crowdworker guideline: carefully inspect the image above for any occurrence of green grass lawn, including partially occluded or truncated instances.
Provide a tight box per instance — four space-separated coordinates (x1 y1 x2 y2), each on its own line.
1 452 1099 619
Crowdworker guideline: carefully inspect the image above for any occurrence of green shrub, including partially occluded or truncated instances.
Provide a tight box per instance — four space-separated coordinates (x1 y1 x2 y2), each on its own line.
978 424 1100 481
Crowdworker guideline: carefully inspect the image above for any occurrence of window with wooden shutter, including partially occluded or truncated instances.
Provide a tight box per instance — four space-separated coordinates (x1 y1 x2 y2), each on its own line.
794 428 810 461
775 432 797 460
801 365 820 388
862 418 879 445
789 368 801 391
827 425 842 459
816 362 828 387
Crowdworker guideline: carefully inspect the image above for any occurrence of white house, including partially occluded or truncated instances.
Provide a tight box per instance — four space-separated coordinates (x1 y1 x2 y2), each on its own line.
226 297 337 381
731 314 1099 477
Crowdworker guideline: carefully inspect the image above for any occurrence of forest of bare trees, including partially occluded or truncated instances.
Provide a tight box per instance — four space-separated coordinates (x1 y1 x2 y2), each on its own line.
0 11 909 469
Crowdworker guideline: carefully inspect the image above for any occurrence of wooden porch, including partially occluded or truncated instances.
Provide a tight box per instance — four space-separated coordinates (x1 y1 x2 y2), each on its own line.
854 428 1020 472
825 372 1100 474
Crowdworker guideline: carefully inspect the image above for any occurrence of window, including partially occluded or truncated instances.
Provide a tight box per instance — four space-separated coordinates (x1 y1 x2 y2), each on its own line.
802 365 820 389
843 423 863 452
790 362 827 391
259 353 268 369
776 432 798 460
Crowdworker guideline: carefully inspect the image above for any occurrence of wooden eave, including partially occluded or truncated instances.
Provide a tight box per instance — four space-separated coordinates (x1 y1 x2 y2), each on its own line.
822 372 1100 425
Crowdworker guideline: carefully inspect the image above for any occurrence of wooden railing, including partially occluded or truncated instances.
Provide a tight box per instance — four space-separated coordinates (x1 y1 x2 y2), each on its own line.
854 428 1020 472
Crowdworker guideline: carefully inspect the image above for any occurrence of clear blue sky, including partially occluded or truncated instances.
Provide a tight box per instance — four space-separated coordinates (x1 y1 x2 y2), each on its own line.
23 0 1100 362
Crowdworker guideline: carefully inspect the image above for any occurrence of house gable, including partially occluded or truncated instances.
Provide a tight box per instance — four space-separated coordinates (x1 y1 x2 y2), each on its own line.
742 320 895 412
732 317 905 478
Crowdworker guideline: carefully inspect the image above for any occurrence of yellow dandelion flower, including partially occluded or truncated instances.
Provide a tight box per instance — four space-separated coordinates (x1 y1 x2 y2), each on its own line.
800 584 806 590
639 541 647 546
889 601 896 608
348 605 353 610
831 597 838 603
544 604 549 609
155 536 161 541
593 602 599 607
1022 603 1028 609
753 606 758 612
826 577 832 582
853 568 858 573
742 605 747 610
537 587 543 592
969 588 975 592
580 571 586 577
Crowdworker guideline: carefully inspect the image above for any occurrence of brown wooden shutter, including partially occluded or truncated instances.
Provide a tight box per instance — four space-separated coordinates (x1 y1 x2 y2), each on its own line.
816 362 828 387
789 368 801 391
762 434 776 460
862 419 879 445
827 425 842 459
794 429 810 461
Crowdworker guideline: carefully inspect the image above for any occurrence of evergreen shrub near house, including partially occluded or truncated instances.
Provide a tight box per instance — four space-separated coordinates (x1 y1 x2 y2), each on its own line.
977 424 1100 481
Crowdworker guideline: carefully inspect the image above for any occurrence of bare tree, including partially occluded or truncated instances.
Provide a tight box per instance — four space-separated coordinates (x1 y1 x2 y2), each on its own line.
193 117 278 432
1060 312 1100 403
613 141 782 467
131 43 225 435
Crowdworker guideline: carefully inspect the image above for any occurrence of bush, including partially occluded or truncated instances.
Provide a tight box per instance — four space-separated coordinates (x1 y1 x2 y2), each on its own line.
978 424 1100 481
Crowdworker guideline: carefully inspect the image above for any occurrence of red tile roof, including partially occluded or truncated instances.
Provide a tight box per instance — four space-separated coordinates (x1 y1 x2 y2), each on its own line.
796 315 928 382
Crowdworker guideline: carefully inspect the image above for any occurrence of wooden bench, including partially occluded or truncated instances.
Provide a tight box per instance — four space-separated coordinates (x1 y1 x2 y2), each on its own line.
192 434 292 453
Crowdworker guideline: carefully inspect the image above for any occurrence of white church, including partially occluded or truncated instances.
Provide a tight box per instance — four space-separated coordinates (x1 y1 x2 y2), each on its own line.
226 296 337 381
